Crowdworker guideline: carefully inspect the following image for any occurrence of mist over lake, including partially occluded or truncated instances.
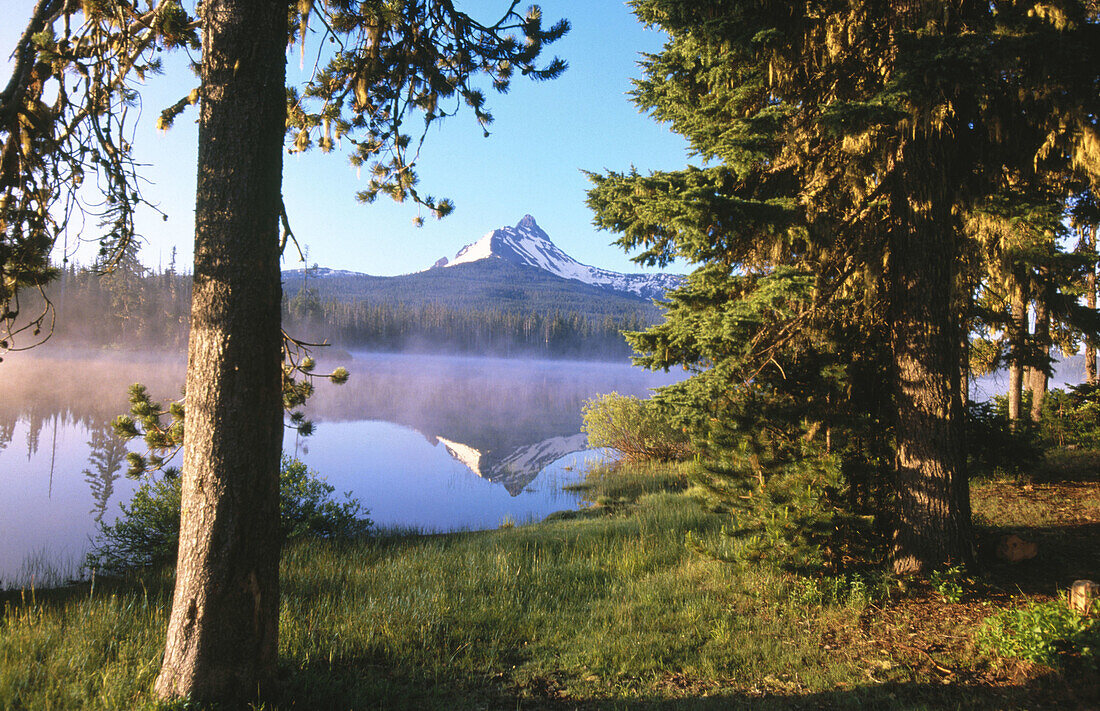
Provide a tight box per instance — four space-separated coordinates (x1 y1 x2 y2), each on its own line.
0 350 681 587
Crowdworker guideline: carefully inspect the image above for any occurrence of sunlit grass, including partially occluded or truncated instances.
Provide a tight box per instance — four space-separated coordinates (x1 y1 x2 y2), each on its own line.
0 572 171 710
564 457 692 503
0 461 882 709
971 449 1100 528
273 477 854 706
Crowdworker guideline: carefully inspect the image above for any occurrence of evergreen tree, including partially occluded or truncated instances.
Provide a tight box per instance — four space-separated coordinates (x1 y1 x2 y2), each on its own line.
96 231 149 339
589 0 1100 574
966 196 1068 426
1072 188 1100 383
4 0 566 702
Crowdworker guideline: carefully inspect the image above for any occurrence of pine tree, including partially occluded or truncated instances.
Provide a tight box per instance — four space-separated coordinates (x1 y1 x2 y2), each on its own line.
96 231 148 339
589 0 1100 574
1072 188 1100 383
4 0 566 702
965 196 1074 427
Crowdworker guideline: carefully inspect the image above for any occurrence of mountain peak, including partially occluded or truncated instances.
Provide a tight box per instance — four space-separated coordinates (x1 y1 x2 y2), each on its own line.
432 216 683 300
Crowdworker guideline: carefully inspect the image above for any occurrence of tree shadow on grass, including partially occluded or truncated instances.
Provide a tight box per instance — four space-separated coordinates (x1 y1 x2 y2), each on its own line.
977 521 1100 596
270 660 1097 711
971 448 1099 596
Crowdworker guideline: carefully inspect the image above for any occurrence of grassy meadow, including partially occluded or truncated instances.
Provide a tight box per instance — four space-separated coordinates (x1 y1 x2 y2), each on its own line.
0 459 1096 710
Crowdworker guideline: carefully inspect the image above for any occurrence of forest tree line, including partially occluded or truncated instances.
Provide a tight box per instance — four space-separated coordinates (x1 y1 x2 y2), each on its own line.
33 261 651 359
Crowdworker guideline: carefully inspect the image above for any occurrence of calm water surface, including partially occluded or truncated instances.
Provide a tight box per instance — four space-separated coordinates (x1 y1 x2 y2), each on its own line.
0 351 679 587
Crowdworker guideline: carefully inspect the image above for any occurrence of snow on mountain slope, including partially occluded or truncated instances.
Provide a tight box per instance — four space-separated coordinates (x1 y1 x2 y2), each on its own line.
282 266 367 279
434 215 682 300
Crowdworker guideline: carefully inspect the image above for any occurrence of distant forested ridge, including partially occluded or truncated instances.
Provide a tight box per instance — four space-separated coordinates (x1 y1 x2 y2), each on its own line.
281 258 664 317
30 261 659 360
44 262 192 350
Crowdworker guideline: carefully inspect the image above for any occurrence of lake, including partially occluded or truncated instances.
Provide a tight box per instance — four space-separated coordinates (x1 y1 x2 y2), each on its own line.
0 350 679 588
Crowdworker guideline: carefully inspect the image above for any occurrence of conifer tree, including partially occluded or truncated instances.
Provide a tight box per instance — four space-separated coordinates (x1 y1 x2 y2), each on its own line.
589 0 1100 574
3 0 566 702
1072 188 1100 383
966 198 1073 426
97 233 148 338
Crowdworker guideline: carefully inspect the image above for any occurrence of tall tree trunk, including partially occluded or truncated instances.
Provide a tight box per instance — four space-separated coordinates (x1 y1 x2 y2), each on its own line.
1030 292 1050 423
1007 275 1027 427
888 140 974 575
960 330 970 412
154 0 286 702
1087 225 1097 385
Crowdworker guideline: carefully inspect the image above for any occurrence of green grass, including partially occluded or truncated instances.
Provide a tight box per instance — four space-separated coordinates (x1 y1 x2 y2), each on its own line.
563 458 691 503
273 472 858 706
0 573 171 710
1 459 1095 709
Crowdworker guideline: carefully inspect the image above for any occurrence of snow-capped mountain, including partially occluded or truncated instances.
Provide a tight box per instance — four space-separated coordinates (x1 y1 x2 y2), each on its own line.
432 215 682 300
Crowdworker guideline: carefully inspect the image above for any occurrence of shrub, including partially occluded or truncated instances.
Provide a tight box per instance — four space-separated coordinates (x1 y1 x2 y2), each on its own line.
1040 383 1100 449
977 599 1099 669
929 565 969 604
277 457 372 540
687 441 851 572
582 392 692 462
966 399 1039 477
87 470 183 573
87 456 371 572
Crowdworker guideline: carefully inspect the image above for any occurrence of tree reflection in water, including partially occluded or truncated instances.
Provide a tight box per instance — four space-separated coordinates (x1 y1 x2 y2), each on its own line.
83 425 129 521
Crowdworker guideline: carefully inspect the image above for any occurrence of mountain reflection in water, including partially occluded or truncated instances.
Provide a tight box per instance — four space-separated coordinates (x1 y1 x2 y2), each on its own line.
300 353 679 495
0 350 680 586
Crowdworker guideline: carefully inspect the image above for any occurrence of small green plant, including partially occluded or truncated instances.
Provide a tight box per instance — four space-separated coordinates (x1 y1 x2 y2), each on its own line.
582 392 692 462
87 456 371 572
785 572 882 611
686 442 852 572
977 599 1099 669
929 565 967 604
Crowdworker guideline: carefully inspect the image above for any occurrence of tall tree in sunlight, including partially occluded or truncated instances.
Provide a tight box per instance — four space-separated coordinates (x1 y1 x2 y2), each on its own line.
1072 188 1100 383
3 0 566 702
589 0 1100 574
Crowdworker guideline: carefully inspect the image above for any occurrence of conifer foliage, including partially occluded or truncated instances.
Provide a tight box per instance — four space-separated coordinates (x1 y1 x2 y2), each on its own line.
0 0 198 355
5 0 567 703
589 0 1100 574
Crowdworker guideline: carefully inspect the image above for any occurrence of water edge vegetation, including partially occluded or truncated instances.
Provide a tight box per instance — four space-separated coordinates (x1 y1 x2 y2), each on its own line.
0 448 1096 709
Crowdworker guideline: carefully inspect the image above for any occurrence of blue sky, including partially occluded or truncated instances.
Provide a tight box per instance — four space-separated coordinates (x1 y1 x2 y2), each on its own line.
3 2 691 276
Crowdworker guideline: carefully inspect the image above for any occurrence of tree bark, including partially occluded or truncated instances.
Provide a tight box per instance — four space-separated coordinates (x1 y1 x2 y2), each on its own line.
154 0 287 702
1087 225 1097 385
1030 292 1050 423
888 139 974 576
960 331 970 412
1007 276 1027 427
